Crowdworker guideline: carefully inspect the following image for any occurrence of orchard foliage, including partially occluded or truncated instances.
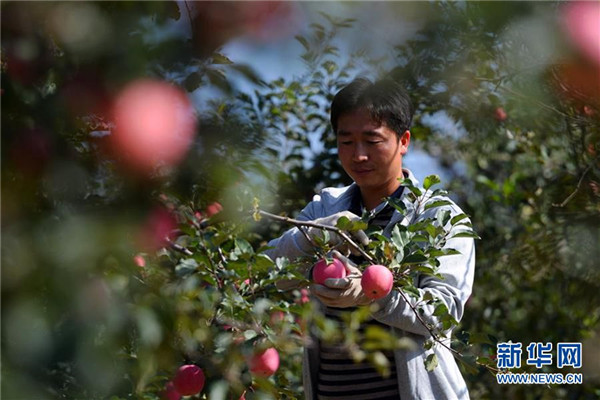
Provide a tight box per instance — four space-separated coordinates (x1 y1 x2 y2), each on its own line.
2 1 599 400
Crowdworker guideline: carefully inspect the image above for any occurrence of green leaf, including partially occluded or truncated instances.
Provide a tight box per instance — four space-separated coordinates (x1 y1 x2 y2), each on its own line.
402 252 428 265
422 292 435 302
449 231 481 240
468 332 494 345
411 265 436 275
208 380 229 400
386 197 407 213
433 303 449 317
423 175 441 190
459 353 479 375
424 353 438 371
407 185 423 197
254 254 275 271
412 234 429 242
436 209 452 227
403 285 420 298
175 258 198 277
336 217 368 232
212 53 233 65
408 219 434 232
234 238 254 256
450 213 469 225
476 356 495 366
424 200 452 210
425 224 438 239
391 225 410 249
243 330 258 340
428 249 461 257
431 188 449 197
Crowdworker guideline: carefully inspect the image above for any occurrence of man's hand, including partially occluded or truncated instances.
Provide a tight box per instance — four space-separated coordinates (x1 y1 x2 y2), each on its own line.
312 251 372 308
300 211 369 256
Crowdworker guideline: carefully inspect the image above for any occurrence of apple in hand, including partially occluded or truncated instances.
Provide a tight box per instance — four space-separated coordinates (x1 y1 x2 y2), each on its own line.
173 364 205 396
312 258 346 284
361 265 394 300
249 347 280 377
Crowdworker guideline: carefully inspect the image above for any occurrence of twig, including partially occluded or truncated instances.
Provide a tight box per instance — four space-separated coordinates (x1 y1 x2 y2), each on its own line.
167 240 193 256
552 163 593 207
395 288 501 374
258 209 375 264
469 76 572 119
183 1 194 38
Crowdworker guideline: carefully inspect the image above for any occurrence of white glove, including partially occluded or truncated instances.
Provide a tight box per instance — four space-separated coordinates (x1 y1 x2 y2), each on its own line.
298 211 369 256
312 251 372 308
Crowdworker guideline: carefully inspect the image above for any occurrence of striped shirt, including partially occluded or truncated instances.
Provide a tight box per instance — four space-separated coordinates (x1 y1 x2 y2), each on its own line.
317 307 400 400
316 182 406 400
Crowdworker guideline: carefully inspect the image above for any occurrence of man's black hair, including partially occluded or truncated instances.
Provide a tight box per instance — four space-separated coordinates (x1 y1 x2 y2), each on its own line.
330 78 414 136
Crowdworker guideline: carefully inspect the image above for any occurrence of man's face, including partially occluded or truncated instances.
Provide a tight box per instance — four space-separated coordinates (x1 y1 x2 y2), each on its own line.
336 108 410 192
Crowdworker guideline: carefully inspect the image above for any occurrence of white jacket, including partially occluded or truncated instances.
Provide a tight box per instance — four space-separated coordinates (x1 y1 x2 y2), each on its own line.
266 170 475 399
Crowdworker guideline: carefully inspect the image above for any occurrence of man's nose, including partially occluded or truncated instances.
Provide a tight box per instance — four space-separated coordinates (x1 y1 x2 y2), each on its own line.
352 143 368 162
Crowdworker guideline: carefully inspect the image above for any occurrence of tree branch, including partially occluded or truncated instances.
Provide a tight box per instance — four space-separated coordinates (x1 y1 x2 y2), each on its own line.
552 163 593 207
257 209 375 264
167 239 193 256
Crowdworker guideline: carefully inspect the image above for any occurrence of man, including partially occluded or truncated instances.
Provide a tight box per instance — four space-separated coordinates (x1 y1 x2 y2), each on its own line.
267 78 475 399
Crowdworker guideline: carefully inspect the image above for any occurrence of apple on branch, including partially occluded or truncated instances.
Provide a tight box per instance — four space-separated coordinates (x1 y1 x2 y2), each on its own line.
249 347 280 377
361 265 394 300
163 381 181 400
172 364 205 396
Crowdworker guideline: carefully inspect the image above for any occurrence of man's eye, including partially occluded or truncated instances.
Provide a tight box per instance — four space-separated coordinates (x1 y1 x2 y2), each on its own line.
368 141 382 144
340 141 352 145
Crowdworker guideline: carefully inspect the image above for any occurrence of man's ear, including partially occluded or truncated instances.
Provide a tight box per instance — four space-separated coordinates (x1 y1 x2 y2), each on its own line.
399 130 410 154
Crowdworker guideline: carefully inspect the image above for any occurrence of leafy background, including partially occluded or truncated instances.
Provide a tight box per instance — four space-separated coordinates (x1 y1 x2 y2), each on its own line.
2 1 599 399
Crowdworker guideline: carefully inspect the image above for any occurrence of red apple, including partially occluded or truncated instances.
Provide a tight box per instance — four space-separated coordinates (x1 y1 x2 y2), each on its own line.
205 202 223 217
133 254 146 267
110 79 197 174
139 207 177 251
270 310 285 324
312 258 346 285
172 364 205 396
249 347 280 377
361 265 394 300
163 381 181 400
494 107 507 122
562 1 600 65
297 288 310 304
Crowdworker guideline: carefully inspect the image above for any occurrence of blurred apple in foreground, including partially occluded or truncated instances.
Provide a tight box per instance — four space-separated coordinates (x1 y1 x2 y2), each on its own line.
205 202 223 217
139 207 177 251
298 288 310 304
111 79 197 174
249 347 280 377
163 381 181 400
494 107 507 122
562 1 600 65
133 254 145 267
